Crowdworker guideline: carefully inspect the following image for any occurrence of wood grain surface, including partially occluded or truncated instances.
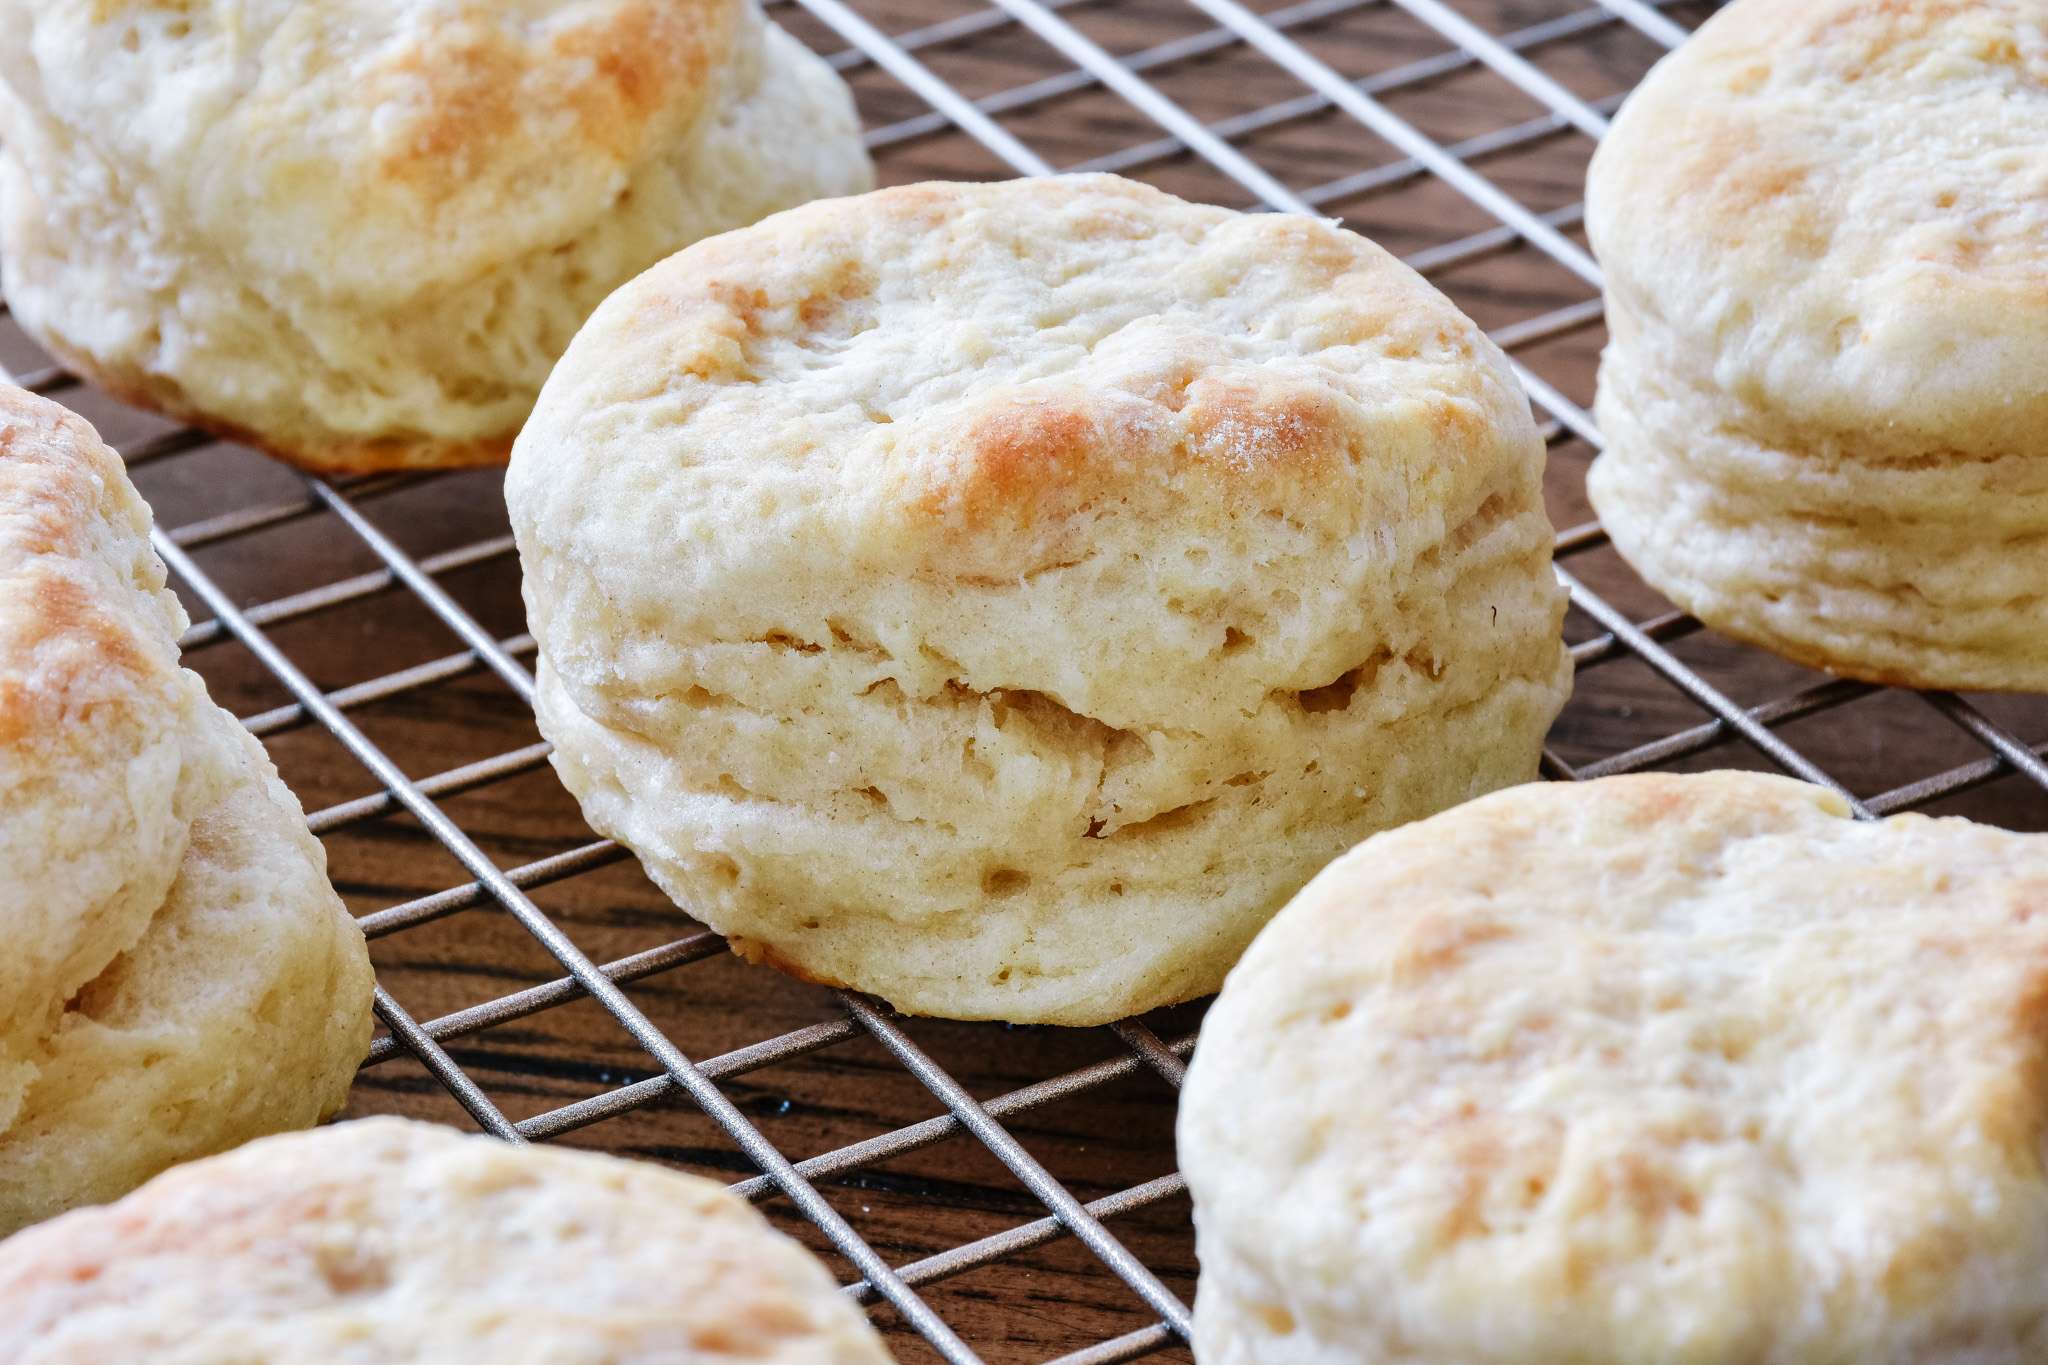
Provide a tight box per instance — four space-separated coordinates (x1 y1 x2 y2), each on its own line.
6 0 2046 1359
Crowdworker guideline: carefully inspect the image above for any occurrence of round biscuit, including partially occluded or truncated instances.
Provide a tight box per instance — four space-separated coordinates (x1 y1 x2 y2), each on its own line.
0 0 874 470
509 175 1572 1024
0 1116 896 1364
0 384 373 1233
1585 0 2048 690
0 385 194 1134
1181 770 2048 1364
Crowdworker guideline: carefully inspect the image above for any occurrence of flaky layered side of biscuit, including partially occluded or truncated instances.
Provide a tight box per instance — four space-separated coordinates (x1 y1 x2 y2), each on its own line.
0 1 873 471
1181 772 2048 1365
0 700 377 1233
511 175 1572 1025
0 1118 896 1363
1586 0 2048 690
0 386 372 1233
1591 326 2048 689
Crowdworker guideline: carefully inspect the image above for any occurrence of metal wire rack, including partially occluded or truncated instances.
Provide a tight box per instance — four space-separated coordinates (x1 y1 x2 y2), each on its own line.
5 0 2047 1358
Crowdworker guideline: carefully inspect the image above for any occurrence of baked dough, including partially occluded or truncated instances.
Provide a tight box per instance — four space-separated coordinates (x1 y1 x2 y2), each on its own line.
0 1117 896 1364
0 0 873 471
1586 0 2048 690
509 174 1571 1025
1181 770 2048 1364
0 384 372 1232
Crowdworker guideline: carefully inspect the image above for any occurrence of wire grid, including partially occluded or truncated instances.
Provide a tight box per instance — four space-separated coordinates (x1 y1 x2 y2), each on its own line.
7 0 2048 1358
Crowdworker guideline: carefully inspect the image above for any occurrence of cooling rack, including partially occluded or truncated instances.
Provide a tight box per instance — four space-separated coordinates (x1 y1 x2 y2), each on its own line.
6 0 2047 1358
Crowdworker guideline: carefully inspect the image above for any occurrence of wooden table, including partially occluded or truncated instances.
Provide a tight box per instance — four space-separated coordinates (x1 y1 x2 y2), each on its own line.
8 0 2045 1358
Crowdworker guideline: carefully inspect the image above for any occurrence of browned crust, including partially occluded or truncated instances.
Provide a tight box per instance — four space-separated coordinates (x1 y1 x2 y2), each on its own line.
25 342 514 475
367 0 731 199
1614 562 2036 694
1604 0 2048 291
651 178 1505 540
725 930 1214 1025
723 934 856 993
0 384 176 745
1692 619 2027 695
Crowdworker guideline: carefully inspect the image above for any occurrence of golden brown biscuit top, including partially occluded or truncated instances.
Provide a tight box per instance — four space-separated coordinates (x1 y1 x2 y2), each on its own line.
1588 0 2048 454
0 0 744 296
0 385 182 749
508 175 1547 733
516 174 1532 572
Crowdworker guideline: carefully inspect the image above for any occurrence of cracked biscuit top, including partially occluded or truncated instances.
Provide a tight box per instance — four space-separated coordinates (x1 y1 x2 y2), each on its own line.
510 174 1543 734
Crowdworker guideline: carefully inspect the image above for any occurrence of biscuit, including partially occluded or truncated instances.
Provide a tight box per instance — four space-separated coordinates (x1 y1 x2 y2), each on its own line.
508 175 1572 1026
0 1116 896 1364
0 0 873 472
0 385 373 1232
1180 771 2048 1364
1585 0 2048 691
